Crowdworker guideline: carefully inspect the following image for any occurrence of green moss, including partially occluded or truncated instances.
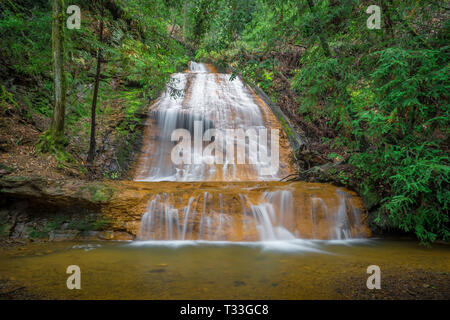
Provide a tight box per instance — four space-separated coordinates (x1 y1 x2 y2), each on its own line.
35 130 68 153
25 216 68 239
0 223 9 238
108 89 149 174
79 183 115 203
91 188 111 203
278 116 294 139
359 183 381 211
67 216 112 232
34 131 87 174
23 215 113 239
28 227 49 239
103 171 120 180
92 217 113 231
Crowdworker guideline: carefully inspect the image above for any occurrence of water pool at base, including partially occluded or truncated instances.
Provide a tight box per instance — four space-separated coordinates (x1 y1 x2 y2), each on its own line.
1 239 449 299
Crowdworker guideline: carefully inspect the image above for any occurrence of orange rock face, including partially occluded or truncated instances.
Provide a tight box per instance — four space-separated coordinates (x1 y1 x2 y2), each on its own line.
104 181 370 241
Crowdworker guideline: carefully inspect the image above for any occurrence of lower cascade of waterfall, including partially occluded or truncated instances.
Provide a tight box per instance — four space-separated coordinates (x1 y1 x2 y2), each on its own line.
138 185 368 241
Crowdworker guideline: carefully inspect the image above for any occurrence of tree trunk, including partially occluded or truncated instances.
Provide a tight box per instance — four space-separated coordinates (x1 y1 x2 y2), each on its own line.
87 0 104 164
170 8 175 37
381 0 393 35
50 0 66 140
306 0 331 57
183 1 187 42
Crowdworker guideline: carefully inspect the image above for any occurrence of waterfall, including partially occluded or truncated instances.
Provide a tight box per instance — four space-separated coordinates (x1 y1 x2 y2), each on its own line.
135 62 368 242
135 62 286 182
189 61 209 72
138 188 366 241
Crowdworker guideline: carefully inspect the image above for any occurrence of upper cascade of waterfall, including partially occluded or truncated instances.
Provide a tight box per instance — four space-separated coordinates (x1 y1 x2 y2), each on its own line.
135 61 294 182
188 61 209 72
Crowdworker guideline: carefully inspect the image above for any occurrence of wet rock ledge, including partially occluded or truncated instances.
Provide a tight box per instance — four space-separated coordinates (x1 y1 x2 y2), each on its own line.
0 175 140 242
0 175 370 242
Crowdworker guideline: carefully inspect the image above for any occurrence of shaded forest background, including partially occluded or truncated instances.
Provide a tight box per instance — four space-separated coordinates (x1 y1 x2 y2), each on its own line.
0 0 448 243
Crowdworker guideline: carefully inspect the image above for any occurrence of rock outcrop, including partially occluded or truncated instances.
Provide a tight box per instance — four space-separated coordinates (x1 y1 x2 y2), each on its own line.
0 176 370 241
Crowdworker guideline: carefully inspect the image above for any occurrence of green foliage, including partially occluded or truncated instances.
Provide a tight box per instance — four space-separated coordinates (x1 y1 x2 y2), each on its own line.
0 1 52 81
347 45 449 243
0 85 18 112
1 0 190 173
35 130 68 152
34 130 85 172
26 215 67 239
78 183 114 203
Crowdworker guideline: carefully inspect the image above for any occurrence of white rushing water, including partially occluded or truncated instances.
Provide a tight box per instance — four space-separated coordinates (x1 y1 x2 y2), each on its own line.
138 189 362 241
135 62 279 181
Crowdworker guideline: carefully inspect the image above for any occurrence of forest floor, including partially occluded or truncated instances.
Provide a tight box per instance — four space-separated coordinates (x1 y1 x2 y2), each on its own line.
0 89 148 181
0 106 68 179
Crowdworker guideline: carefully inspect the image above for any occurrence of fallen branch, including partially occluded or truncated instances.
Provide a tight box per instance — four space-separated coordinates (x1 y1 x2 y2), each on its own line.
280 173 301 182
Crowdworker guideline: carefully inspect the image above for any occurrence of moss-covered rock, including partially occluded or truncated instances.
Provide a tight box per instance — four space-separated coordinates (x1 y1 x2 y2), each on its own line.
78 183 115 204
